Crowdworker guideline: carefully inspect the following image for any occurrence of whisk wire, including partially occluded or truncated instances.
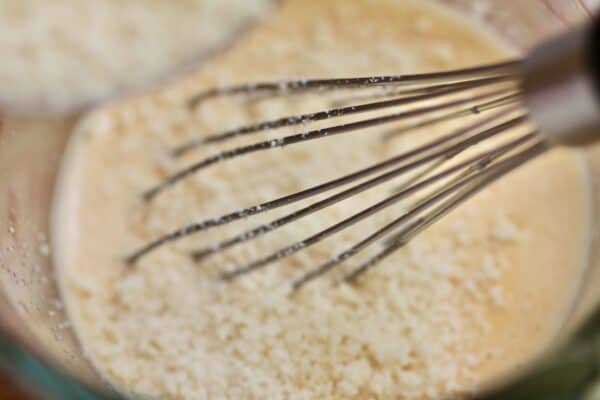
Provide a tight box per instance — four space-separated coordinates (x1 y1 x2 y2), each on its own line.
187 60 521 108
221 129 536 282
340 139 547 283
194 114 527 264
126 60 558 287
292 132 540 289
173 75 517 156
125 108 523 264
143 88 520 200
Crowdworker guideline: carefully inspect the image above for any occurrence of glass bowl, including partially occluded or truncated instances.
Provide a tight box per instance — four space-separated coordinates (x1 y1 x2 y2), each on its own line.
0 1 598 398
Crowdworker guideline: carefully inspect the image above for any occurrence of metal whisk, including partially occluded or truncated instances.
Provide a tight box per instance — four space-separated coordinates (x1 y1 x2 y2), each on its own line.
125 18 599 289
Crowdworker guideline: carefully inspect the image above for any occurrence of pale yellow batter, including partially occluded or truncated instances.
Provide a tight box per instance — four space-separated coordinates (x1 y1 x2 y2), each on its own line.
52 1 591 399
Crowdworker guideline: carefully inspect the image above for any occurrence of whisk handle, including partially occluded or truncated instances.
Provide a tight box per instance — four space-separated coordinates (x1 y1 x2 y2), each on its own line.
523 16 600 146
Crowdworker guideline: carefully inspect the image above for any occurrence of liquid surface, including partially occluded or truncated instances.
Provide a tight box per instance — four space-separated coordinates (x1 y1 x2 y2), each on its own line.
53 1 591 399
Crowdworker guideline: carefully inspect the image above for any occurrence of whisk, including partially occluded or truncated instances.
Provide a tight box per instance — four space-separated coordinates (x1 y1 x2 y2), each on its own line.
125 18 600 289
